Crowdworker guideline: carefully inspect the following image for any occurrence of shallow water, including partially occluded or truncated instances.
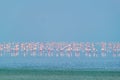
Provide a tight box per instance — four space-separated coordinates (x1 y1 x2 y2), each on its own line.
0 69 120 80
0 53 120 70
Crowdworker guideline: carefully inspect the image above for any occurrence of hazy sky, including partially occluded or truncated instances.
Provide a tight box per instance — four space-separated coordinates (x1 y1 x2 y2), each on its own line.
0 0 120 42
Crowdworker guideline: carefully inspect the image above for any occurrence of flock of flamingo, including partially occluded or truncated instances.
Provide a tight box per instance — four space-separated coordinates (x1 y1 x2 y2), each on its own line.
0 42 120 57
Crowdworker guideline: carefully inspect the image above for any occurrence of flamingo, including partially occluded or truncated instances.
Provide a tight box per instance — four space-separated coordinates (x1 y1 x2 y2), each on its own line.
74 47 80 57
0 44 3 56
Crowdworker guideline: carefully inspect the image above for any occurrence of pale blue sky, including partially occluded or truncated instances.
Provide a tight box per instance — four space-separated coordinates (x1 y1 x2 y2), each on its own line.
0 0 120 42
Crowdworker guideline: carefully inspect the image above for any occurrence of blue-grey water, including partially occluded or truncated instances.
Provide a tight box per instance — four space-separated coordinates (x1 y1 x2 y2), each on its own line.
0 53 120 70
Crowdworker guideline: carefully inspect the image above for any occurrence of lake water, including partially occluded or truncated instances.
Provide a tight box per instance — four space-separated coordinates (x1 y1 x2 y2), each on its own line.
0 53 120 70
